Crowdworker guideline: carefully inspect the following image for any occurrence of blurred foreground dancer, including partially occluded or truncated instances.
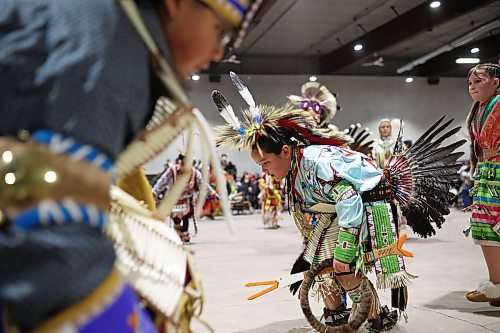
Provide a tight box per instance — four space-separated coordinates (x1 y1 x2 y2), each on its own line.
0 0 263 331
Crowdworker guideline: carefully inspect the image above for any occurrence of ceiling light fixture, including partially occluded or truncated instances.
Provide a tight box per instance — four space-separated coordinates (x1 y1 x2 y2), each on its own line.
309 76 318 82
470 47 480 54
405 77 414 83
429 1 441 8
353 44 363 51
455 58 480 64
191 74 200 81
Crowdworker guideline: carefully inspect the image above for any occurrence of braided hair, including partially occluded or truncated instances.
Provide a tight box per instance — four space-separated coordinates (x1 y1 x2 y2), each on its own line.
466 62 500 121
467 63 500 88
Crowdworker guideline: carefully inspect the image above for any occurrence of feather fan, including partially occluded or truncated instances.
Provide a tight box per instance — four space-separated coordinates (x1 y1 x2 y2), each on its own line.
386 116 465 238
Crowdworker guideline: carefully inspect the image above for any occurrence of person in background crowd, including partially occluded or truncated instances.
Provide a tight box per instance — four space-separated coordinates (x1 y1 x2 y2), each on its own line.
258 173 284 229
372 119 396 168
225 161 238 180
202 164 222 220
220 153 229 169
152 154 217 243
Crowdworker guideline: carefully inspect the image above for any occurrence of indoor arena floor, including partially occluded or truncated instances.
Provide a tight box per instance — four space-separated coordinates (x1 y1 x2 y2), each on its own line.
189 209 500 333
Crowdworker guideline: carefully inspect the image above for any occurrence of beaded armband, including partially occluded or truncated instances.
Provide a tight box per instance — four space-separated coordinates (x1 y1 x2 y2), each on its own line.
334 229 358 263
328 180 357 203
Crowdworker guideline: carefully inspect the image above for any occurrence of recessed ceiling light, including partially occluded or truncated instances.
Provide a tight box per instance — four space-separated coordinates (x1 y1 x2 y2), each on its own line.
430 1 441 8
354 44 363 51
405 77 414 83
309 76 318 82
456 58 480 64
470 47 480 54
191 74 200 81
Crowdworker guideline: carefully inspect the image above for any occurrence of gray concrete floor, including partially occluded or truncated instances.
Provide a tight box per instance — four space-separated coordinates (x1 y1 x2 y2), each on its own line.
189 209 500 333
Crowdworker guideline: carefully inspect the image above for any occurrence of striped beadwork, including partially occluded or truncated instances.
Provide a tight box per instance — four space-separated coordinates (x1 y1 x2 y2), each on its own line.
371 203 400 275
334 229 358 263
366 202 413 289
201 0 248 26
14 198 106 230
11 130 111 230
32 129 113 172
471 161 500 246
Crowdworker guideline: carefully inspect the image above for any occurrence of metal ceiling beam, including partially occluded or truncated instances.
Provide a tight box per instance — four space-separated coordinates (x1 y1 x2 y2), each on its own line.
211 55 318 75
418 33 500 76
295 0 390 56
397 18 500 74
319 0 495 74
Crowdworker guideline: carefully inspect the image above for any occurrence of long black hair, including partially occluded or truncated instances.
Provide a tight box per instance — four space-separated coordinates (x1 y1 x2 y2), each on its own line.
250 129 300 211
250 126 308 155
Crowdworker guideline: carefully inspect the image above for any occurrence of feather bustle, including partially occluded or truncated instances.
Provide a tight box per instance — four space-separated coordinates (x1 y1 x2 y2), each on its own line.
387 116 465 238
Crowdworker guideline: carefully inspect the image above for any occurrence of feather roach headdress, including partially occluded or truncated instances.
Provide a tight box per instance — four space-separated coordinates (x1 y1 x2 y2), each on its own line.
213 72 351 151
287 82 341 126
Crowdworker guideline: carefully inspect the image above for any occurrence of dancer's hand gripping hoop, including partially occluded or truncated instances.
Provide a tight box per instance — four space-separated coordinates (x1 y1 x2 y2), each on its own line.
245 235 413 332
244 234 413 300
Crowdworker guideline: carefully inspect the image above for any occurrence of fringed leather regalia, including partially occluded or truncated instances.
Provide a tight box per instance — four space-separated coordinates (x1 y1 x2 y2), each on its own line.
0 0 263 331
214 72 465 332
117 166 158 214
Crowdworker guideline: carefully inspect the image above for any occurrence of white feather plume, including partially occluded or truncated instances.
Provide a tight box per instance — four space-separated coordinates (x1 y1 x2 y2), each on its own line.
229 71 260 119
